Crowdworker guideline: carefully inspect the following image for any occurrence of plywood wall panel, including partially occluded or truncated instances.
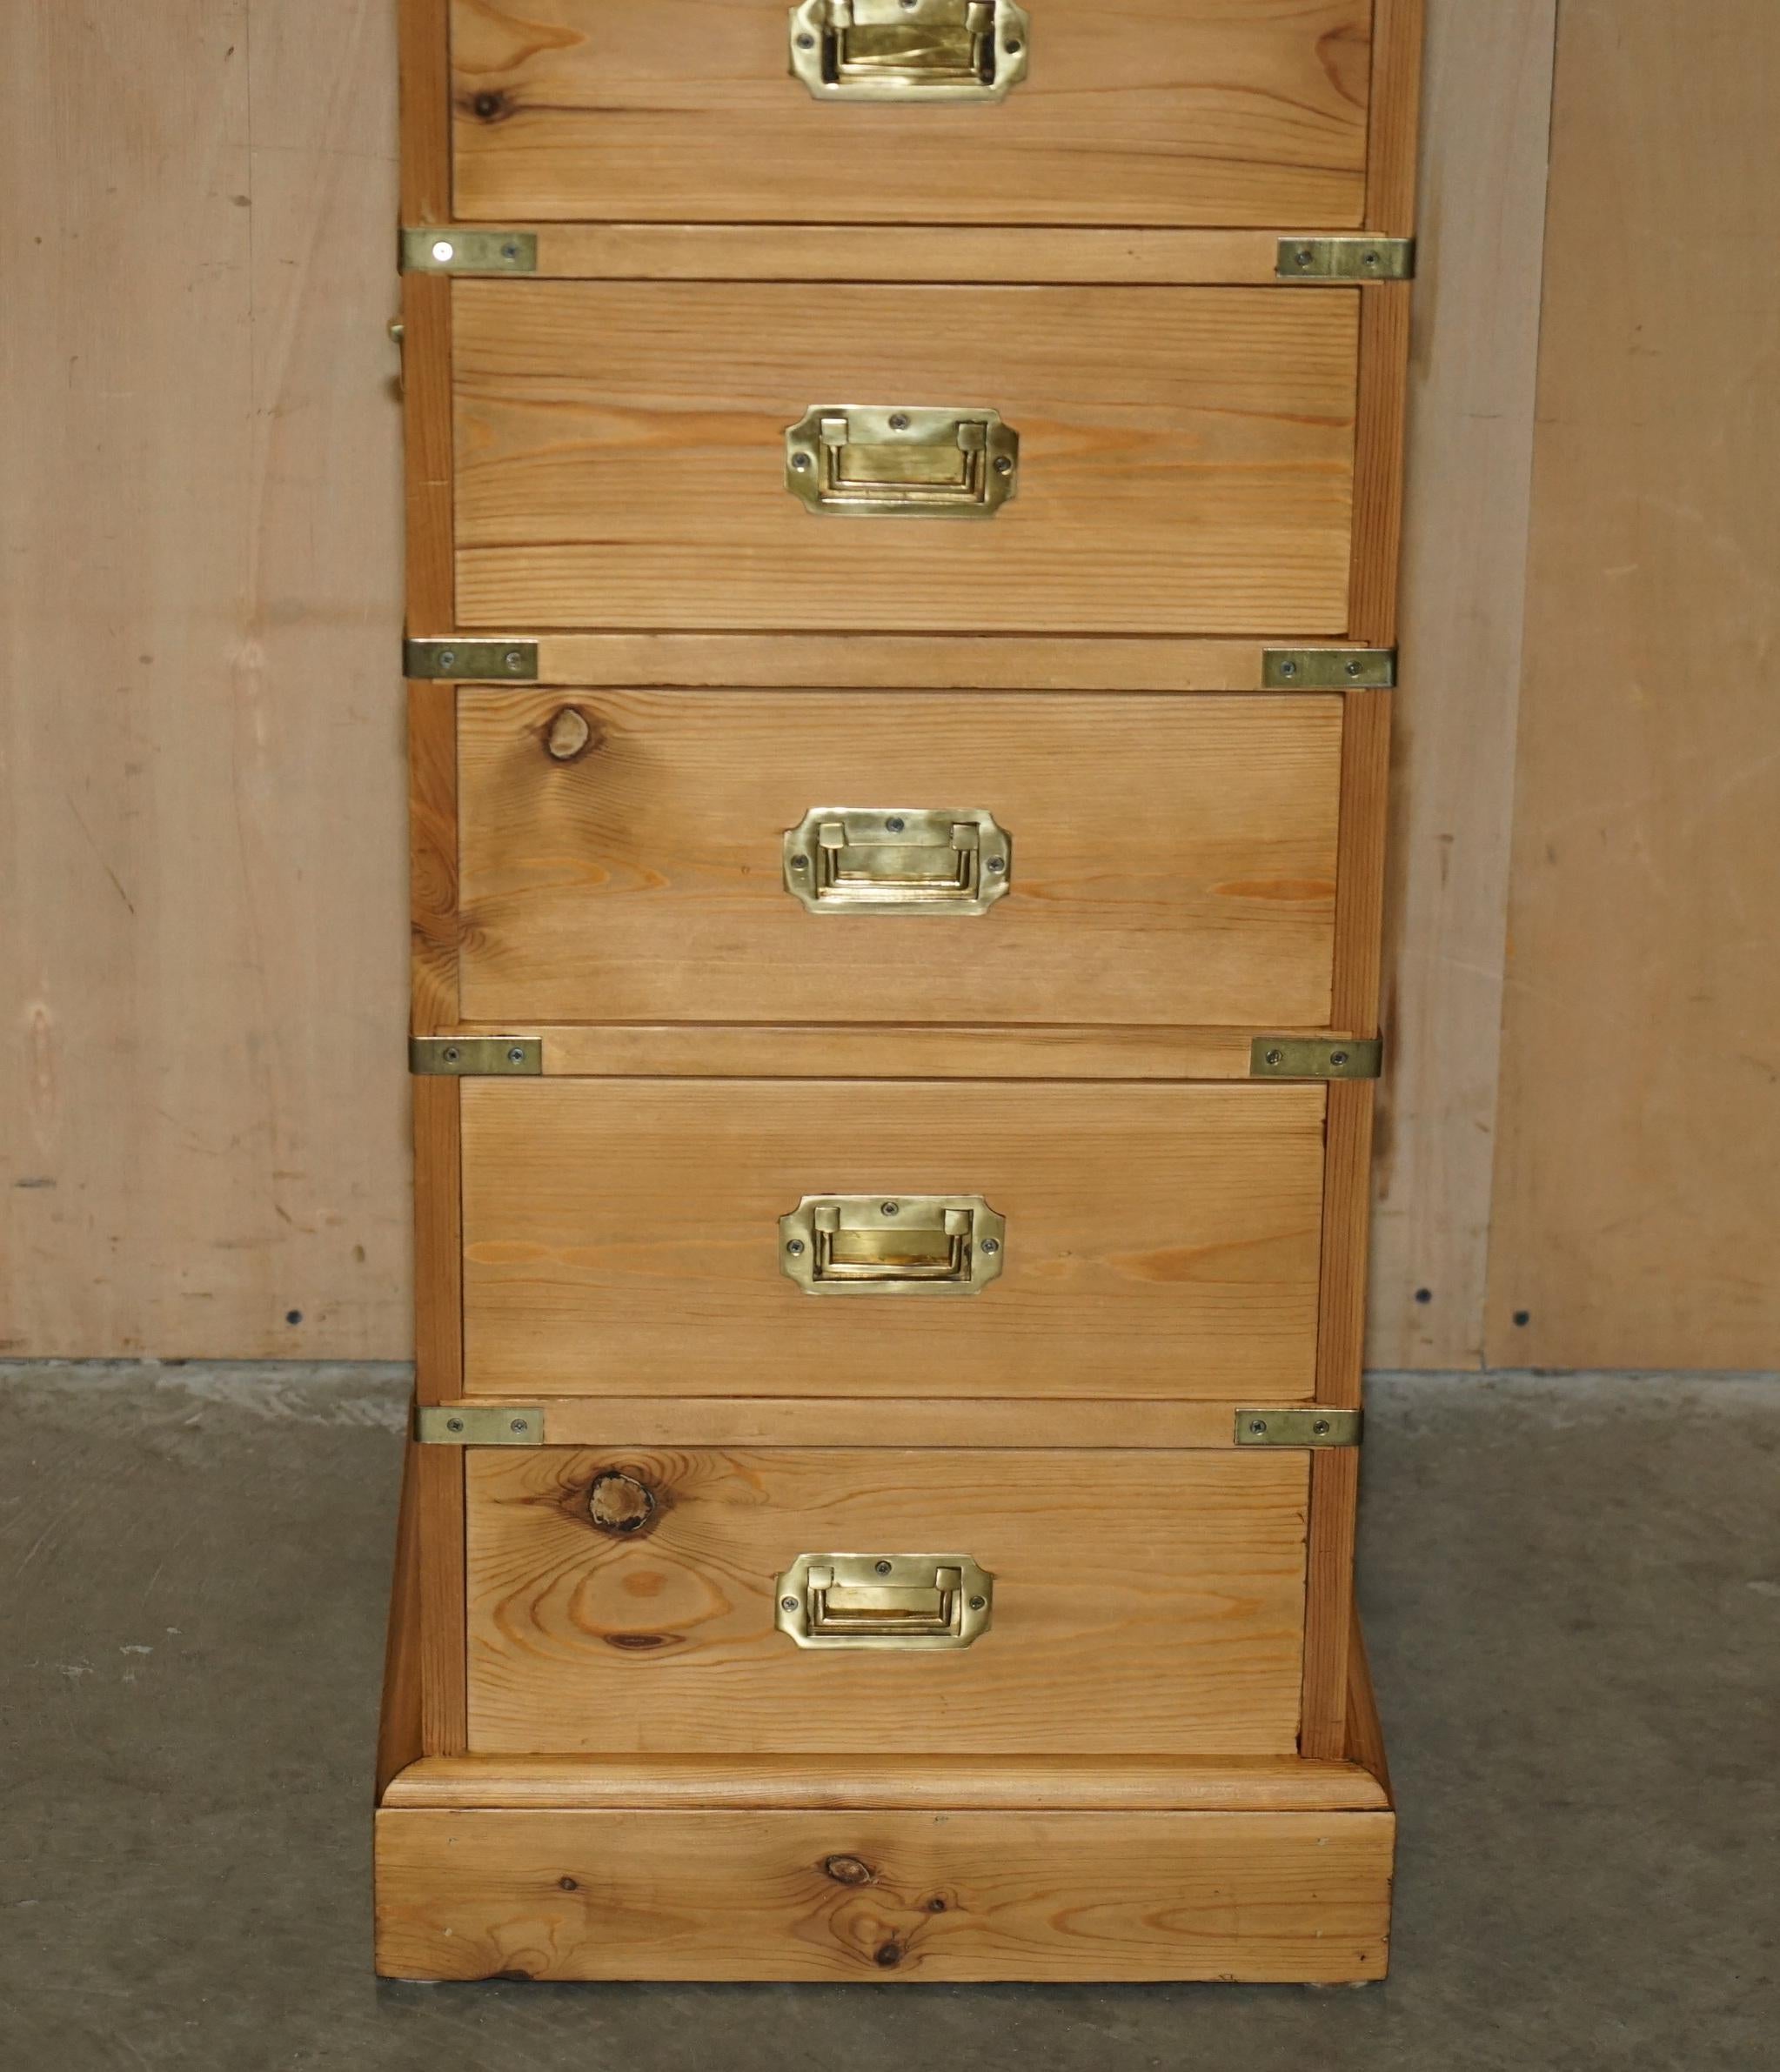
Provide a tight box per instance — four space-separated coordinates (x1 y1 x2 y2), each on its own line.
1484 0 1780 1369
1365 0 1557 1367
0 1 409 1357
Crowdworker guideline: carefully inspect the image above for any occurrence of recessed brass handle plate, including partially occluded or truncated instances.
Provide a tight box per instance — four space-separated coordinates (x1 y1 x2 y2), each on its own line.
776 1554 994 1650
780 1194 1007 1295
783 807 1013 915
786 406 1018 517
788 0 1030 103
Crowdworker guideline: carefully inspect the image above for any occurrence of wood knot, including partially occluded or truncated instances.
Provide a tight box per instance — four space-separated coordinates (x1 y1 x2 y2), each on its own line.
821 1855 874 1887
544 706 596 762
558 1876 579 1891
873 1942 903 1968
470 90 508 121
588 1470 657 1534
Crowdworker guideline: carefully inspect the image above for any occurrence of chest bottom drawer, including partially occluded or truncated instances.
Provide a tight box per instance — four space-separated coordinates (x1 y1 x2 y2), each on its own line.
465 1445 1309 1758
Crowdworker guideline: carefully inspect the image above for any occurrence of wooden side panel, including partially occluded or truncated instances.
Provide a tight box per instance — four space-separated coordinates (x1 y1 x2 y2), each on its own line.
465 1447 1308 1756
1367 0 1557 1369
449 0 1373 231
457 691 1342 1030
376 1437 425 1798
452 284 1361 636
1364 0 1424 235
1347 287 1411 643
375 1805 1395 1982
1487 0 1780 1369
398 0 451 221
460 1079 1328 1400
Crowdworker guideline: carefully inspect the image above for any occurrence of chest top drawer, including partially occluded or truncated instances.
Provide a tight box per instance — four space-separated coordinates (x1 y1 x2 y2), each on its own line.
453 283 1360 636
450 0 1373 231
457 689 1342 1030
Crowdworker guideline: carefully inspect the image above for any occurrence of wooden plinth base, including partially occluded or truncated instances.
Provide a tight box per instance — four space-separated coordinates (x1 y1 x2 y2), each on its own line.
374 1638 1394 1984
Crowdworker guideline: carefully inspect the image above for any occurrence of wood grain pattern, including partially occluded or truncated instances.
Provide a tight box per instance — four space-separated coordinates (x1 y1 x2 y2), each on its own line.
1332 688 1393 1038
465 1446 1308 1755
516 226 1307 285
1368 0 1557 1368
398 0 449 221
492 1024 1295 1083
1345 1614 1391 1798
425 1396 1313 1450
460 1079 1328 1400
416 1443 468 1755
1365 0 1424 235
452 283 1361 636
411 1082 461 1404
450 0 1372 231
407 683 458 1035
0 0 409 1359
386 1752 1389 1812
1347 284 1411 643
1299 664 1388 1761
377 1434 425 1796
374 1804 1395 1981
1295 1073 1375 1756
457 691 1342 1030
1485 0 1780 1370
512 634 1362 693
1297 1442 1359 1759
400 274 453 630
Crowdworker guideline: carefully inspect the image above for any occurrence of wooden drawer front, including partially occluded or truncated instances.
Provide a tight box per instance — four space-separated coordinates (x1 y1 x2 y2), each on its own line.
458 690 1342 1029
465 1447 1308 1755
461 1079 1324 1400
453 284 1360 635
451 1 1373 232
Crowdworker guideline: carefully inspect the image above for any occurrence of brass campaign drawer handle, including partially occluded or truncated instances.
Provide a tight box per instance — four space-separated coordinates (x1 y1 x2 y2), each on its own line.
786 406 1019 517
776 1554 995 1650
788 0 1030 103
780 1194 1007 1294
783 807 1013 915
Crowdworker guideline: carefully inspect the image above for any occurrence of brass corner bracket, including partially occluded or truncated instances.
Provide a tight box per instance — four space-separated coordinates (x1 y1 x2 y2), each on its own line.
1235 1408 1362 1448
1262 648 1395 690
1276 236 1415 282
1250 1038 1382 1082
400 228 537 276
415 1405 547 1446
404 639 539 682
409 1037 543 1077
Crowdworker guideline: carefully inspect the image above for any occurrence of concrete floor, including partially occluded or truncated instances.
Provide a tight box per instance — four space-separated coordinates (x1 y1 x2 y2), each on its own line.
1 1365 1774 2071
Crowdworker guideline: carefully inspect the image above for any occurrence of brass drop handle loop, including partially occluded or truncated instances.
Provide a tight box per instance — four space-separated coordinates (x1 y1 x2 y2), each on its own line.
785 406 1019 516
783 807 1013 914
779 1194 1007 1294
788 0 1030 103
775 1554 995 1649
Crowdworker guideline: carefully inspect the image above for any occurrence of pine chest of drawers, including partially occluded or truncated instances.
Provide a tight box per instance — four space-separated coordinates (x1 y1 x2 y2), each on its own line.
376 0 1420 1984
